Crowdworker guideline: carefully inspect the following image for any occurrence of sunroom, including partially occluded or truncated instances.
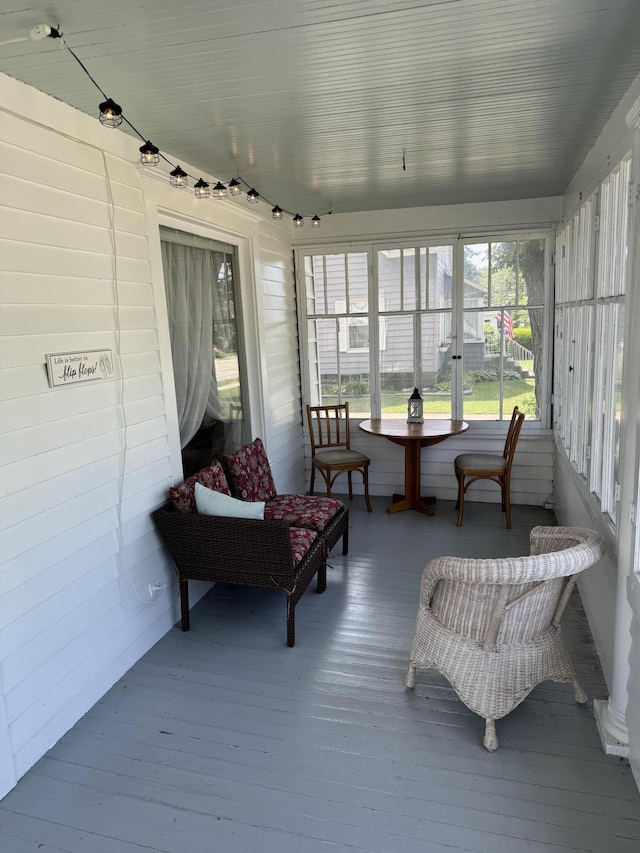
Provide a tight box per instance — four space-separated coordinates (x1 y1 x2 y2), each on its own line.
1 1 640 847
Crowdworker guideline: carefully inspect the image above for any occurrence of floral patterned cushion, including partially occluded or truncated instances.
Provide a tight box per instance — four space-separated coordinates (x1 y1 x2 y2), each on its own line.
289 527 318 567
169 459 231 514
265 494 344 532
225 438 277 502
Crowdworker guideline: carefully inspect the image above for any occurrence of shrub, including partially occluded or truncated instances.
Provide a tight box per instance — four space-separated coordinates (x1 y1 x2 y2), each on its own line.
433 371 475 393
343 378 369 395
513 327 533 351
473 368 498 382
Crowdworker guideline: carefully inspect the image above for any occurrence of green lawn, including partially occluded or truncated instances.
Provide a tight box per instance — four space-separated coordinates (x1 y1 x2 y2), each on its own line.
325 378 536 416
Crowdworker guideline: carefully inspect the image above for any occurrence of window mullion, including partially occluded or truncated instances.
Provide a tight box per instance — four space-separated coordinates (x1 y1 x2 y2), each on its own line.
368 249 381 418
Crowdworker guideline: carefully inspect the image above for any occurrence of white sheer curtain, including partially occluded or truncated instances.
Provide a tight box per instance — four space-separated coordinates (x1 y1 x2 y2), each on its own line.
161 240 224 448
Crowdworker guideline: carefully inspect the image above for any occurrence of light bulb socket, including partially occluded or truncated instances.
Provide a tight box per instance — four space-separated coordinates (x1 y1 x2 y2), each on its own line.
247 188 260 204
228 178 242 196
99 98 123 128
213 181 228 199
169 166 188 188
139 140 160 166
311 215 321 227
194 178 210 198
272 205 283 220
293 214 304 227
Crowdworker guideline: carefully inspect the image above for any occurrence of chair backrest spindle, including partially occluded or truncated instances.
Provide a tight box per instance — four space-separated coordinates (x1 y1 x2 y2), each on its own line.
308 402 351 452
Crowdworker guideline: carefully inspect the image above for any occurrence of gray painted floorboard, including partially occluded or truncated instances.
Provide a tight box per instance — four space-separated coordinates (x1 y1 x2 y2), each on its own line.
1 498 639 852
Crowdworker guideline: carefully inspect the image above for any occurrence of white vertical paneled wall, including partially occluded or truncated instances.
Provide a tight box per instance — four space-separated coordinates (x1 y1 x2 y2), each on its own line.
0 81 176 794
257 233 306 494
0 73 304 798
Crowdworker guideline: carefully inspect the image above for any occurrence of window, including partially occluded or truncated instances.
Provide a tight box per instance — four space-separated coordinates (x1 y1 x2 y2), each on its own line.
337 299 386 352
554 153 631 525
160 227 247 477
304 252 371 415
554 194 597 476
300 233 552 422
590 157 631 521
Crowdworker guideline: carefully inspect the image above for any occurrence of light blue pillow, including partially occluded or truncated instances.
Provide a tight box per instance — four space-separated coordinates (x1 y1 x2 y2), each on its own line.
195 481 265 520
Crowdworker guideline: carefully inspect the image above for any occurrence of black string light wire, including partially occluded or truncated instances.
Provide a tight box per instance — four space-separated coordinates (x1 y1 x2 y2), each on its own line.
33 24 331 226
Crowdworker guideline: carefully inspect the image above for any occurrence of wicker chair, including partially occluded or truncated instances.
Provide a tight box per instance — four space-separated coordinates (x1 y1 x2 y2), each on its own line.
454 405 525 528
405 526 606 750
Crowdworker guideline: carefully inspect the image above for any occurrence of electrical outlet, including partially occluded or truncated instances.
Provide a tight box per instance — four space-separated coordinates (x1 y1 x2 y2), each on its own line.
148 577 167 598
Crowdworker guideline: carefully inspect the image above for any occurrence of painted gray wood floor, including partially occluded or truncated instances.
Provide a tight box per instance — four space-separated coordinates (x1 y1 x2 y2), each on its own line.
2 498 639 853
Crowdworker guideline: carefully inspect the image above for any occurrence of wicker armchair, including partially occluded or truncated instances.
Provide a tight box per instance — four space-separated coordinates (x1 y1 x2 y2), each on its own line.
405 526 606 750
153 502 326 647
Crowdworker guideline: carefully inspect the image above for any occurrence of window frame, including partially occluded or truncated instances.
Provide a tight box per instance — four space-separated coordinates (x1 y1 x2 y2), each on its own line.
297 230 554 426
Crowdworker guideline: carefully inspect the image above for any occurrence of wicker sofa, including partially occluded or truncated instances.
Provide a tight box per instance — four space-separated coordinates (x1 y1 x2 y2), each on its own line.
153 441 349 646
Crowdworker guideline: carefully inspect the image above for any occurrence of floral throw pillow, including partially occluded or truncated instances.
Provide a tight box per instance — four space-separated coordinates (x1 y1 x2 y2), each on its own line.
169 459 231 514
225 438 277 503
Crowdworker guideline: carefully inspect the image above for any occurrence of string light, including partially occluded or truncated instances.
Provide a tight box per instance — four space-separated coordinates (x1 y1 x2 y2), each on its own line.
139 140 160 165
169 165 188 188
212 181 228 200
194 178 210 199
99 98 123 128
30 24 331 226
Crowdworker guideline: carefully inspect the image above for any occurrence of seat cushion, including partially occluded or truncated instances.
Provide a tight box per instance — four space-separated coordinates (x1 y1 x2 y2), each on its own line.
455 452 507 473
314 448 369 466
226 437 277 502
169 459 231 514
264 494 344 531
289 527 318 567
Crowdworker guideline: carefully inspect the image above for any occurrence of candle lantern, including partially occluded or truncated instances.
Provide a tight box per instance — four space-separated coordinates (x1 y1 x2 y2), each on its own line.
407 387 424 424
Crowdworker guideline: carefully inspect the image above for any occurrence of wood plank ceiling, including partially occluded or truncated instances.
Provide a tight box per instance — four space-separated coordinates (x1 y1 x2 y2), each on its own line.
1 0 640 217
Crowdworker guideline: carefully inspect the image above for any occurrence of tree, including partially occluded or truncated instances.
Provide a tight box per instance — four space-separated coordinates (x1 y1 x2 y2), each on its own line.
491 239 546 417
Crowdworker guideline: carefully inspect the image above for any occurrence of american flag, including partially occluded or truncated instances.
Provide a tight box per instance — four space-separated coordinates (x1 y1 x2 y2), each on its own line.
496 311 514 342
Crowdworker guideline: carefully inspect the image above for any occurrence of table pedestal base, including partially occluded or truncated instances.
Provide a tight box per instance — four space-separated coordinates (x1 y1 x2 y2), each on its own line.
389 493 436 516
387 441 437 515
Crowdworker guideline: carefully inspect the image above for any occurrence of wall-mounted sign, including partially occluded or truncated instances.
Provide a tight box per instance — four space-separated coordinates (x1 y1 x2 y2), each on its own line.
45 349 115 388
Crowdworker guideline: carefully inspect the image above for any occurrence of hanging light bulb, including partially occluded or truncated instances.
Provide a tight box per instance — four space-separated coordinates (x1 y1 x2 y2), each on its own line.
213 181 228 200
247 188 260 204
271 205 283 220
99 98 123 128
139 140 160 166
169 166 188 188
293 214 304 227
311 215 321 228
194 178 210 198
228 178 242 196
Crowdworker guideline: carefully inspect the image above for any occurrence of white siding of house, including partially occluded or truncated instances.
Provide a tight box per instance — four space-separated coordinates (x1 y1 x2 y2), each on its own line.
0 95 176 790
0 73 305 798
257 234 306 494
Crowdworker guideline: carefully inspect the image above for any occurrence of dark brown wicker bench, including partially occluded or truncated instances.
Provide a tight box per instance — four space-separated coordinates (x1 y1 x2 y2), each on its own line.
153 502 326 647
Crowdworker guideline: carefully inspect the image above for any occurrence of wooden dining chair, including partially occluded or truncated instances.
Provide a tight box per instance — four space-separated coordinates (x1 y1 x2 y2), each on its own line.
306 402 372 512
454 405 525 528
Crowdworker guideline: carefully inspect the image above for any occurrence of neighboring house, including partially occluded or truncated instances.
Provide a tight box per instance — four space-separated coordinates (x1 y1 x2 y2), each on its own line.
1 63 640 804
